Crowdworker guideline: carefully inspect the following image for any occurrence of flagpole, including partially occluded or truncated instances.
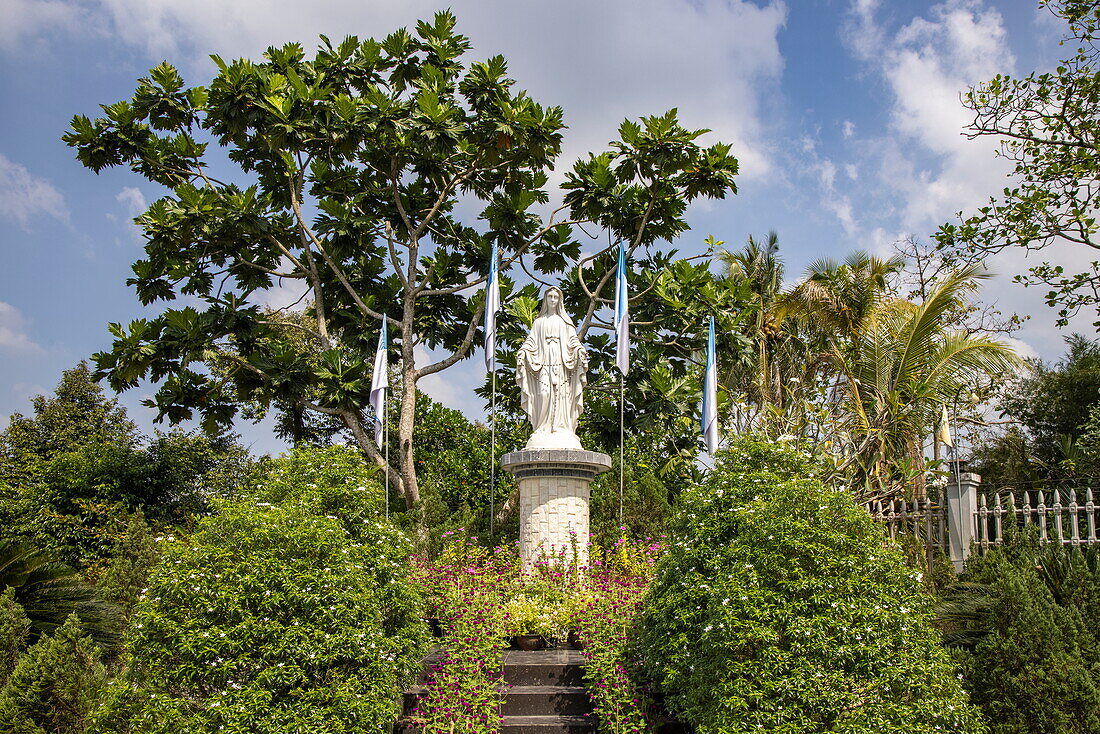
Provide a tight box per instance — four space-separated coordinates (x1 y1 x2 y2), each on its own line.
490 361 497 545
484 242 501 548
384 393 389 520
619 371 624 525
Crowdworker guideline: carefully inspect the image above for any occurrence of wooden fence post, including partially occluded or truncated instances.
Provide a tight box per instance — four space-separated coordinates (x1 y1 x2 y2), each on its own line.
946 472 981 572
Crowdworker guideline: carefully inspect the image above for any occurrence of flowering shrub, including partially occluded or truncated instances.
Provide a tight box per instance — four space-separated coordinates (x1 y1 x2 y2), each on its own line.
89 453 425 734
412 533 663 734
411 534 512 733
633 438 988 733
576 538 663 734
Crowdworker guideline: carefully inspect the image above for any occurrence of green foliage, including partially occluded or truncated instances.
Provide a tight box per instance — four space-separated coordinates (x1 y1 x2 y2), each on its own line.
96 513 160 617
936 0 1100 326
954 527 1100 733
589 457 672 547
971 335 1100 485
0 363 138 485
0 588 30 685
634 437 987 733
411 536 510 733
92 460 426 733
500 593 557 637
0 541 119 647
408 391 522 544
65 14 738 508
251 444 385 529
0 613 108 734
0 364 255 570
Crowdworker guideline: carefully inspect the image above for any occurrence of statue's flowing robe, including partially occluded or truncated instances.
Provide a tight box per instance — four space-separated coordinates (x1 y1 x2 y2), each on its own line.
516 313 587 439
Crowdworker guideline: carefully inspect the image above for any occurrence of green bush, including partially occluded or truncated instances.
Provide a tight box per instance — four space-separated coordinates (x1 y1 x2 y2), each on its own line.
251 444 385 526
91 448 427 733
0 587 30 684
956 527 1100 734
0 613 107 734
634 438 987 733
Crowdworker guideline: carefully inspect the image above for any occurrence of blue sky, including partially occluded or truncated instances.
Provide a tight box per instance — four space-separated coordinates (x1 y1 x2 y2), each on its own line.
0 0 1089 454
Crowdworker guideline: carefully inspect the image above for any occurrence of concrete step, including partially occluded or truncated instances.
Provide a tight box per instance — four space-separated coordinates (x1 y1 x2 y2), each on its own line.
398 648 610 733
402 684 592 717
503 685 591 716
503 648 586 686
501 715 596 734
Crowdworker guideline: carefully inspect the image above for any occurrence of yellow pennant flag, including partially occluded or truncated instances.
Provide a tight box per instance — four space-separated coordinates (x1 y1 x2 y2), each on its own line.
937 405 953 448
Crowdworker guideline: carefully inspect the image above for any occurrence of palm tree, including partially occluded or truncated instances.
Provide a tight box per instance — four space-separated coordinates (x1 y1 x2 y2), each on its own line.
829 264 1021 499
788 250 906 346
717 233 822 434
0 541 119 646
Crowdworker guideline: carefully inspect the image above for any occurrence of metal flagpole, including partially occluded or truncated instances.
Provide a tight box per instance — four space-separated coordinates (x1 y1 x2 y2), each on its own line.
490 363 497 545
384 395 389 520
619 372 624 524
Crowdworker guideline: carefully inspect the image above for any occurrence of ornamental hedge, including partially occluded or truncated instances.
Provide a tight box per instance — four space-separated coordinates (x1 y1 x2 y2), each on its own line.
633 438 987 733
90 447 427 733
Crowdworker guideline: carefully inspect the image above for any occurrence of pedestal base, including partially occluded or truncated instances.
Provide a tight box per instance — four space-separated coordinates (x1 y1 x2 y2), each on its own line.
501 449 612 568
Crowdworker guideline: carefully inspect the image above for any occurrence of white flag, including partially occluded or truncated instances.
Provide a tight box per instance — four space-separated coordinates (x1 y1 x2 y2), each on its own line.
484 242 500 371
614 242 630 375
701 316 719 455
937 404 954 448
369 316 388 446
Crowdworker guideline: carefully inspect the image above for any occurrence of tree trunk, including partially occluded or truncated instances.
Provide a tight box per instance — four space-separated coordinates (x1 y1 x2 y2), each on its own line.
398 359 420 510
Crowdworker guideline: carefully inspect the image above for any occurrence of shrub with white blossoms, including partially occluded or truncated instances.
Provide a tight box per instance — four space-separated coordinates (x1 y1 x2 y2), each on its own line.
90 447 426 733
633 437 988 734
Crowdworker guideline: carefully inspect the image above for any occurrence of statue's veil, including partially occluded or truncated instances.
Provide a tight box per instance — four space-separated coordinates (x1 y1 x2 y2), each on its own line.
537 286 574 326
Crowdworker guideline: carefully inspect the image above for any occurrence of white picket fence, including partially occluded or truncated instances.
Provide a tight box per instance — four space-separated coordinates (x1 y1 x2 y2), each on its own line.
975 487 1100 551
865 474 1100 571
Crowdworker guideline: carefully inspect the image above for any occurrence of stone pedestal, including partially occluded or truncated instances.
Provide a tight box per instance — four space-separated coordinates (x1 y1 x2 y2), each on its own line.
501 448 611 568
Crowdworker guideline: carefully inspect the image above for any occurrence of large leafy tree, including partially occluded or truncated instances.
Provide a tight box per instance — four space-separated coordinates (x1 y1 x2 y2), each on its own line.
64 13 738 511
937 0 1100 326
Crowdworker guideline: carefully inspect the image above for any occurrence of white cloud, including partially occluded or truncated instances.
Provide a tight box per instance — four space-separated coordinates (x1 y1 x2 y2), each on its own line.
256 278 310 312
0 0 96 53
0 301 42 353
116 186 145 217
0 154 68 229
113 186 147 242
13 0 786 187
818 159 837 190
1002 336 1039 362
844 0 1016 234
842 120 856 139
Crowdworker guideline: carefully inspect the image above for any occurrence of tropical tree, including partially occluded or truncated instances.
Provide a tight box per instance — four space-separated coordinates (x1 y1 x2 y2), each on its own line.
937 0 1100 327
828 265 1020 498
64 13 738 511
0 541 118 646
717 232 792 419
788 250 905 342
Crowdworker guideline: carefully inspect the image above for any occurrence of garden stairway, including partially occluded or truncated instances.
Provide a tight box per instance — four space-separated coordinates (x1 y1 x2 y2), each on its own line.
396 648 596 733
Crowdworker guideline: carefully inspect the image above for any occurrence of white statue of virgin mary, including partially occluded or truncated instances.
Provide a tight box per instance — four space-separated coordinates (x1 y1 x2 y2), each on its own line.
516 286 588 450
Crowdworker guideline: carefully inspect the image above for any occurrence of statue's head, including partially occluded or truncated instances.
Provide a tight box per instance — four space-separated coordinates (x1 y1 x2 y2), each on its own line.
539 286 572 324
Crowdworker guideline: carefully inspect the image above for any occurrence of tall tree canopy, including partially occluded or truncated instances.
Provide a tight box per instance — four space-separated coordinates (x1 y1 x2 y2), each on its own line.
64 12 738 511
937 0 1100 326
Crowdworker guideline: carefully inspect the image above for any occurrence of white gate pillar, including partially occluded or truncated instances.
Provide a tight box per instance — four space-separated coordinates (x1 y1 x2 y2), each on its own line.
946 472 981 572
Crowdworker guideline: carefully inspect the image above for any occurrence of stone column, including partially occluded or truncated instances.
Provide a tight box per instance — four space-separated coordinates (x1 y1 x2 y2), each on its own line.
501 448 611 568
946 471 981 573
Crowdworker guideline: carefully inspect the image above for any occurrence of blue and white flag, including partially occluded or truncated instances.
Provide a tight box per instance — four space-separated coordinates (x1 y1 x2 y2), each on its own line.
370 315 388 446
484 242 500 371
614 242 630 375
701 316 719 455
